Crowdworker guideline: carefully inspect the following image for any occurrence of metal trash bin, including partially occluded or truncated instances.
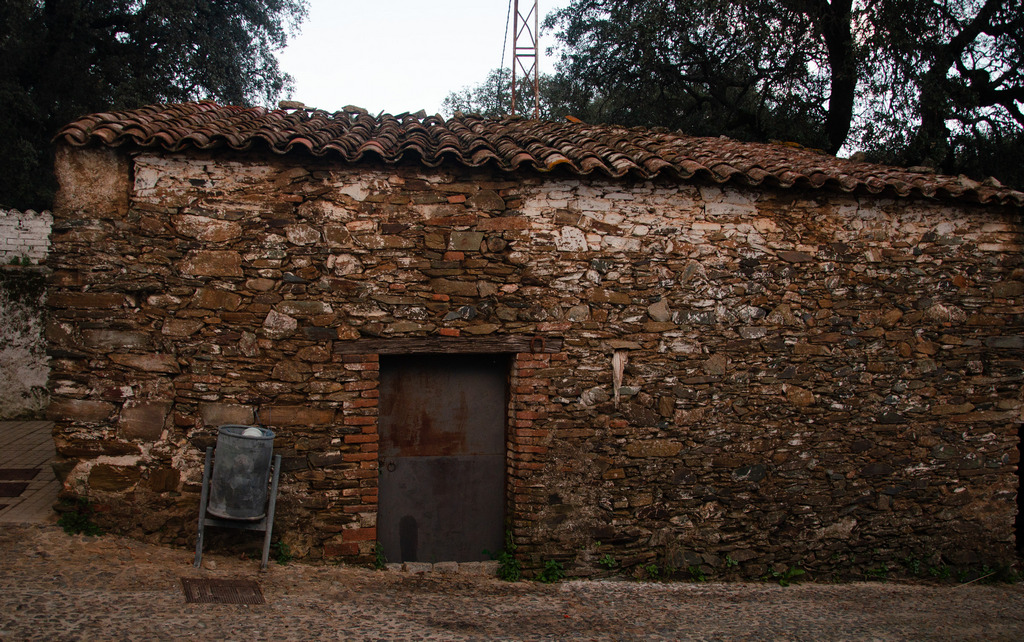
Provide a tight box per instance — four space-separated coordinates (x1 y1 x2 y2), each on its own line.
207 424 275 521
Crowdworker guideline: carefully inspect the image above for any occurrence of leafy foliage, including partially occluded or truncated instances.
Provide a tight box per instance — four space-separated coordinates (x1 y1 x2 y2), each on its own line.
536 559 565 583
57 497 102 536
373 542 387 570
0 0 307 210
446 0 1024 188
763 566 806 587
271 541 293 565
485 530 522 582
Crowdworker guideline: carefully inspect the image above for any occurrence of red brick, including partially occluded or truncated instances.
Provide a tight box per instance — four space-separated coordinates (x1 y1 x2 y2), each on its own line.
514 429 549 438
519 445 548 454
343 452 377 462
344 381 376 391
345 398 378 409
515 462 543 471
344 433 378 444
514 410 546 420
324 542 359 557
344 416 376 426
439 327 461 337
343 469 377 479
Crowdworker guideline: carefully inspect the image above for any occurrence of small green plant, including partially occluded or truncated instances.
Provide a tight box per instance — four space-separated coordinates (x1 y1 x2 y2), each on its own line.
271 541 293 565
20 256 31 266
642 562 660 580
372 542 387 570
901 556 922 576
57 497 102 536
688 565 707 582
764 566 805 587
597 553 618 570
725 555 739 569
865 563 889 581
928 564 952 580
485 530 522 582
536 559 565 583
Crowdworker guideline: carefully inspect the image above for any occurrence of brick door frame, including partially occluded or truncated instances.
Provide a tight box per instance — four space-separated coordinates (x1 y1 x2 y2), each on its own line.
325 348 564 562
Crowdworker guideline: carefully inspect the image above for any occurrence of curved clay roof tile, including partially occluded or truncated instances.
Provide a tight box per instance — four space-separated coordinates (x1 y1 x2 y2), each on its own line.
53 101 1024 208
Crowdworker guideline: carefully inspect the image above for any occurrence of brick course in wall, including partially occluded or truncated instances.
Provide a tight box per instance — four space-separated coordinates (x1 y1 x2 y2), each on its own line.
47 146 1024 578
0 209 52 264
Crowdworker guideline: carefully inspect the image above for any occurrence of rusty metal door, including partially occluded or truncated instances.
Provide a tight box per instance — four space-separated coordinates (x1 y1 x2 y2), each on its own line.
378 354 508 563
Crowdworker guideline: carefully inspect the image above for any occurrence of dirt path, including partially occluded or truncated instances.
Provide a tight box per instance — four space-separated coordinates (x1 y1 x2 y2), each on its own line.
2 524 1023 640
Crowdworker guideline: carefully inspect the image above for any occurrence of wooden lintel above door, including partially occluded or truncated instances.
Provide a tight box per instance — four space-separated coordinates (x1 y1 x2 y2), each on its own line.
333 335 564 355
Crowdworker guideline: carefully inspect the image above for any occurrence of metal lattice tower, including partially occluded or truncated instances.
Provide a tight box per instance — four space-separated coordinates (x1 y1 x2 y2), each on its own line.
511 0 540 119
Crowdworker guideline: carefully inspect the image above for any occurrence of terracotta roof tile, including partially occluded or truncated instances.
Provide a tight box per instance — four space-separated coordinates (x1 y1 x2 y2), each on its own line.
56 101 1024 207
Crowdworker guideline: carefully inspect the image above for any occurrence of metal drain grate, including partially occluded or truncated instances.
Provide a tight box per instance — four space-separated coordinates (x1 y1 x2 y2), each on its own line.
181 578 265 604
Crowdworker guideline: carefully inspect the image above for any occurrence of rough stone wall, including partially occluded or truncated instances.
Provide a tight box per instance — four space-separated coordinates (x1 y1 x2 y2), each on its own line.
1 266 49 418
1 208 52 418
48 146 1024 578
0 208 52 265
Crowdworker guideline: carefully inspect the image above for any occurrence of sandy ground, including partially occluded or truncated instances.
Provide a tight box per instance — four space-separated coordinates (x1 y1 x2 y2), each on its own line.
2 523 1024 641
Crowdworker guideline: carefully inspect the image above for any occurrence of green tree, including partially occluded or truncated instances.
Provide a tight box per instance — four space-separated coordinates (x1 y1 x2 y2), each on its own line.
0 0 307 211
858 0 1024 183
443 68 568 120
448 1 1023 187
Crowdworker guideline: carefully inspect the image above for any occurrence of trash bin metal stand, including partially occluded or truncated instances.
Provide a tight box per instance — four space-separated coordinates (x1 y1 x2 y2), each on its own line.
260 454 282 570
194 450 282 570
194 447 214 568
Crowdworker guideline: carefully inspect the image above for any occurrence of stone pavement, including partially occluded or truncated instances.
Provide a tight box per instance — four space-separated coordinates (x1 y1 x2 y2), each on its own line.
0 421 59 524
2 523 1024 641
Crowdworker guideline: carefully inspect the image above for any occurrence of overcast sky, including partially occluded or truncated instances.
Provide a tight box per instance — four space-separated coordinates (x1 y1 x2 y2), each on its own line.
276 0 572 116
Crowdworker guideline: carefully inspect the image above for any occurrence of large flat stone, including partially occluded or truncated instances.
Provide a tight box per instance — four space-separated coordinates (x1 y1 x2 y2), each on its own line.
180 250 243 277
118 401 171 441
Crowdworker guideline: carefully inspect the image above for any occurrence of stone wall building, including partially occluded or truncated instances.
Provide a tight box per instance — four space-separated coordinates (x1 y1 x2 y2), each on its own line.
48 102 1024 578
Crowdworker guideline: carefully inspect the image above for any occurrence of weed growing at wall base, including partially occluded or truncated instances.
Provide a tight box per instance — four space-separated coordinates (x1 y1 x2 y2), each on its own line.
271 541 293 565
57 497 101 536
763 566 805 587
484 530 522 582
536 559 565 583
373 543 387 570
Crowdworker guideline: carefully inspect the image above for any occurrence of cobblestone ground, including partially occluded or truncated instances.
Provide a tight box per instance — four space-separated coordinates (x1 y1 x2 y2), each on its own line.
2 524 1024 641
